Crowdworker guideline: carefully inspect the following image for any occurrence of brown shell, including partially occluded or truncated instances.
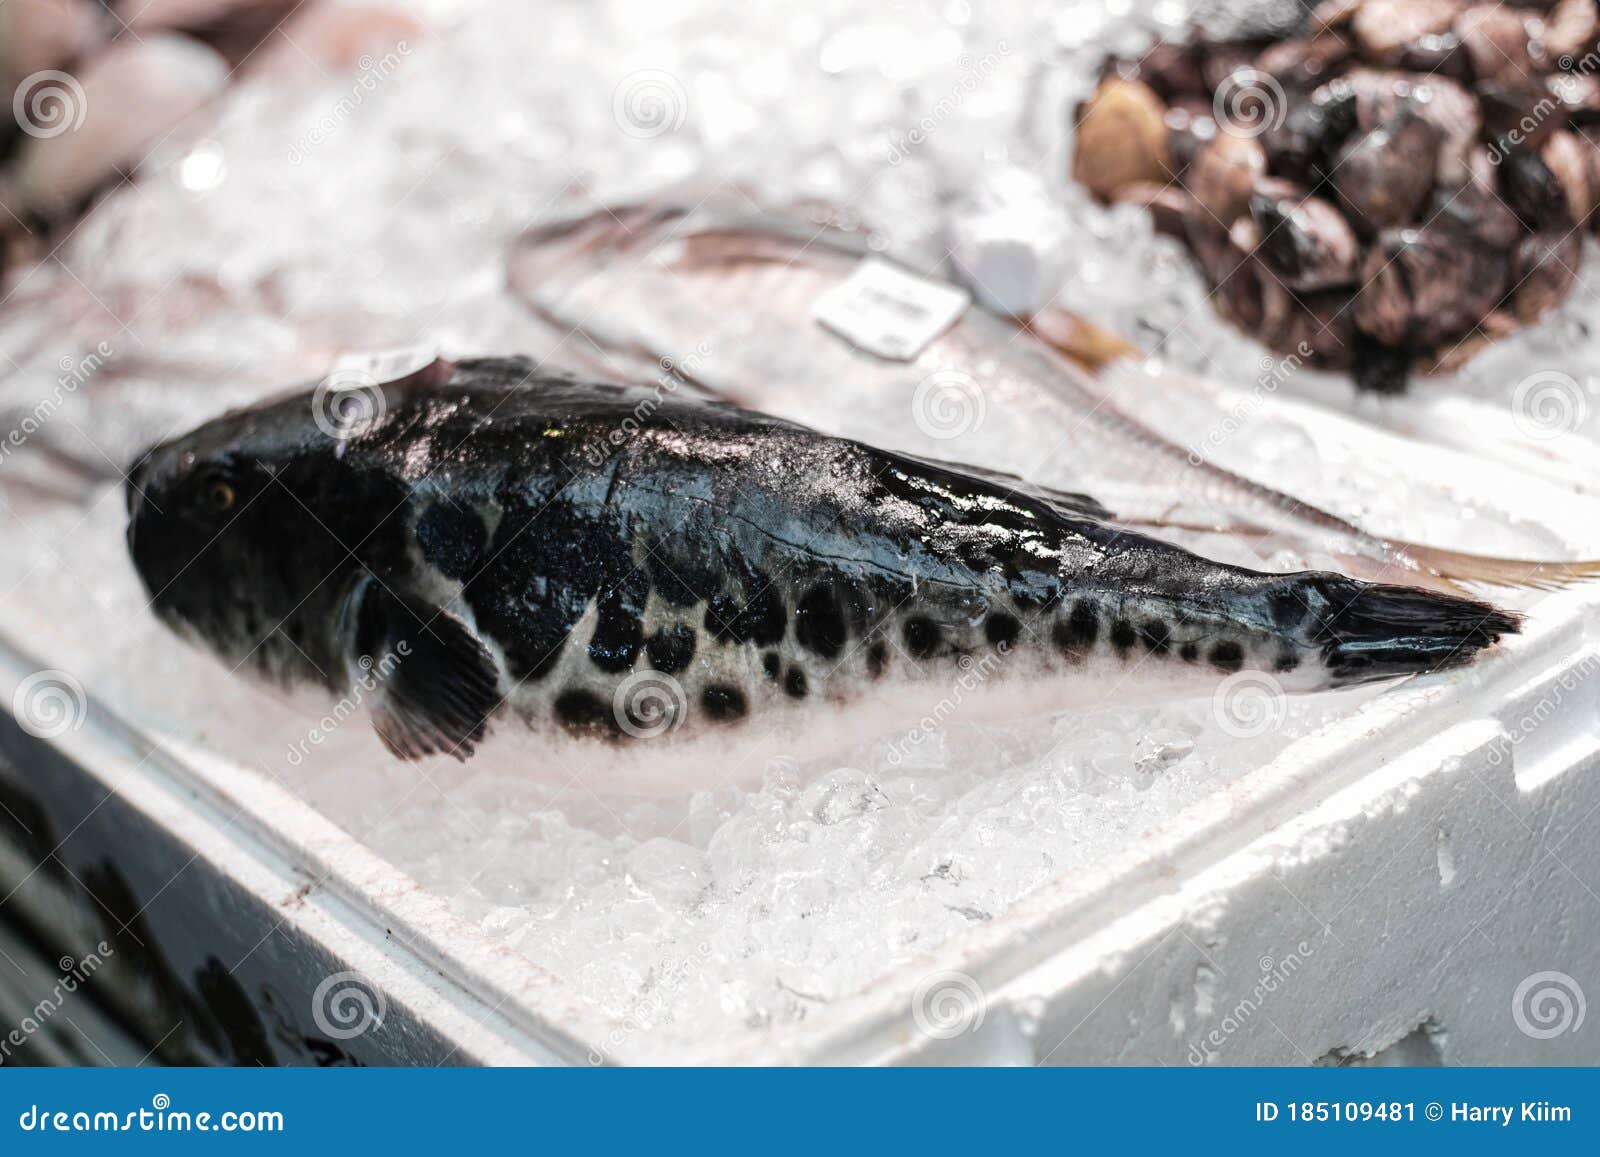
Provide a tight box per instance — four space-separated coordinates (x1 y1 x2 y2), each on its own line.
1454 6 1545 85
1187 130 1267 224
1330 111 1441 230
1544 0 1600 65
1072 78 1172 200
1509 230 1582 323
1248 179 1362 291
1353 222 1508 346
1253 32 1352 88
1350 0 1467 65
1541 130 1598 226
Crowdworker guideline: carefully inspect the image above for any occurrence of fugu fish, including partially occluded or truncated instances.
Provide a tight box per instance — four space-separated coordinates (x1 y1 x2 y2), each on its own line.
125 357 1517 778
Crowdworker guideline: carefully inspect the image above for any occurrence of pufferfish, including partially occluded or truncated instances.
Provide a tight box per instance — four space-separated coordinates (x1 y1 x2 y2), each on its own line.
125 356 1517 777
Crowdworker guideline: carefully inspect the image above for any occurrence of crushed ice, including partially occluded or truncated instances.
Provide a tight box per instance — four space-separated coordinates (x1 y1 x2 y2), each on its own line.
2 0 1598 1058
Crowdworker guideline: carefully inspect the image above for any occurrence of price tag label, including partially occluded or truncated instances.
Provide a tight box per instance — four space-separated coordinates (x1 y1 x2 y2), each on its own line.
813 259 970 361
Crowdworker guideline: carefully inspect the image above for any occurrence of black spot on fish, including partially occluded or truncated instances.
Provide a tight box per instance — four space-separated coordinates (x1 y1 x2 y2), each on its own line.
702 684 747 721
1139 620 1171 654
784 667 808 699
795 584 848 658
903 617 941 659
762 652 782 681
1054 601 1099 658
468 491 641 683
705 581 786 647
414 500 486 581
985 612 1021 648
866 639 888 678
588 592 641 673
1180 641 1200 663
554 689 620 736
1110 619 1138 656
1211 641 1245 672
1275 649 1300 672
835 580 884 635
646 623 695 675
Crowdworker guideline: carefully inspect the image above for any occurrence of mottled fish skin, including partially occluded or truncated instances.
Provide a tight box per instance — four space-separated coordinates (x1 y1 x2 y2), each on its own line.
125 357 1517 762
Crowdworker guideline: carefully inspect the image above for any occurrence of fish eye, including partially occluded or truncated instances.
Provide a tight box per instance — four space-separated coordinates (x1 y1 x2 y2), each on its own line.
193 467 238 516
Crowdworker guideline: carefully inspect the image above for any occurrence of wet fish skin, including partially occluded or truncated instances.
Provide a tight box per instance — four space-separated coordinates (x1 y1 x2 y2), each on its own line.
125 357 1518 762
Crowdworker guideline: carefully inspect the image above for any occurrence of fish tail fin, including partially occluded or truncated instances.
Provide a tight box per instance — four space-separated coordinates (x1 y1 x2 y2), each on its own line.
1385 540 1600 593
1307 577 1521 687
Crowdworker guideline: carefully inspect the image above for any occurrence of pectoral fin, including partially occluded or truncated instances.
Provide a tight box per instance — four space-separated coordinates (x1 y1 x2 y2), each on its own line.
345 576 502 761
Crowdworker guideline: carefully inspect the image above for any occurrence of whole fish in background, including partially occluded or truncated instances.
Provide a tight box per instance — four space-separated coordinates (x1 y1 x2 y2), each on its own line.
127 358 1517 770
509 197 1600 594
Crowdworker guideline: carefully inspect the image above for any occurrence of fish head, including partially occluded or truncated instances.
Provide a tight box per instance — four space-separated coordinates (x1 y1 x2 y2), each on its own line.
125 393 363 685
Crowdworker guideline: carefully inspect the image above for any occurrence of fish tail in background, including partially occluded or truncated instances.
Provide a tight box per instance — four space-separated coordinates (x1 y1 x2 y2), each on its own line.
1024 310 1600 595
1377 542 1600 594
1302 575 1522 688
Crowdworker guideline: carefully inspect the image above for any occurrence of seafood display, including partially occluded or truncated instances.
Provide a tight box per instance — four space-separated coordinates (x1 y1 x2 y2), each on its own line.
5 0 1600 1061
1074 0 1600 392
127 357 1519 764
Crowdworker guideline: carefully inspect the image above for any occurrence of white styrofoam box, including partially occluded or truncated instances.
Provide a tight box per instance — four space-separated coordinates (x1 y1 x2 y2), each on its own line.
736 592 1600 1065
2 0 1598 1067
3 579 1596 1065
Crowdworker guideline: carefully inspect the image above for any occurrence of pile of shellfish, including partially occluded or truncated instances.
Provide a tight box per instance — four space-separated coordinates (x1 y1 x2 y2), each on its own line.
1073 0 1600 391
